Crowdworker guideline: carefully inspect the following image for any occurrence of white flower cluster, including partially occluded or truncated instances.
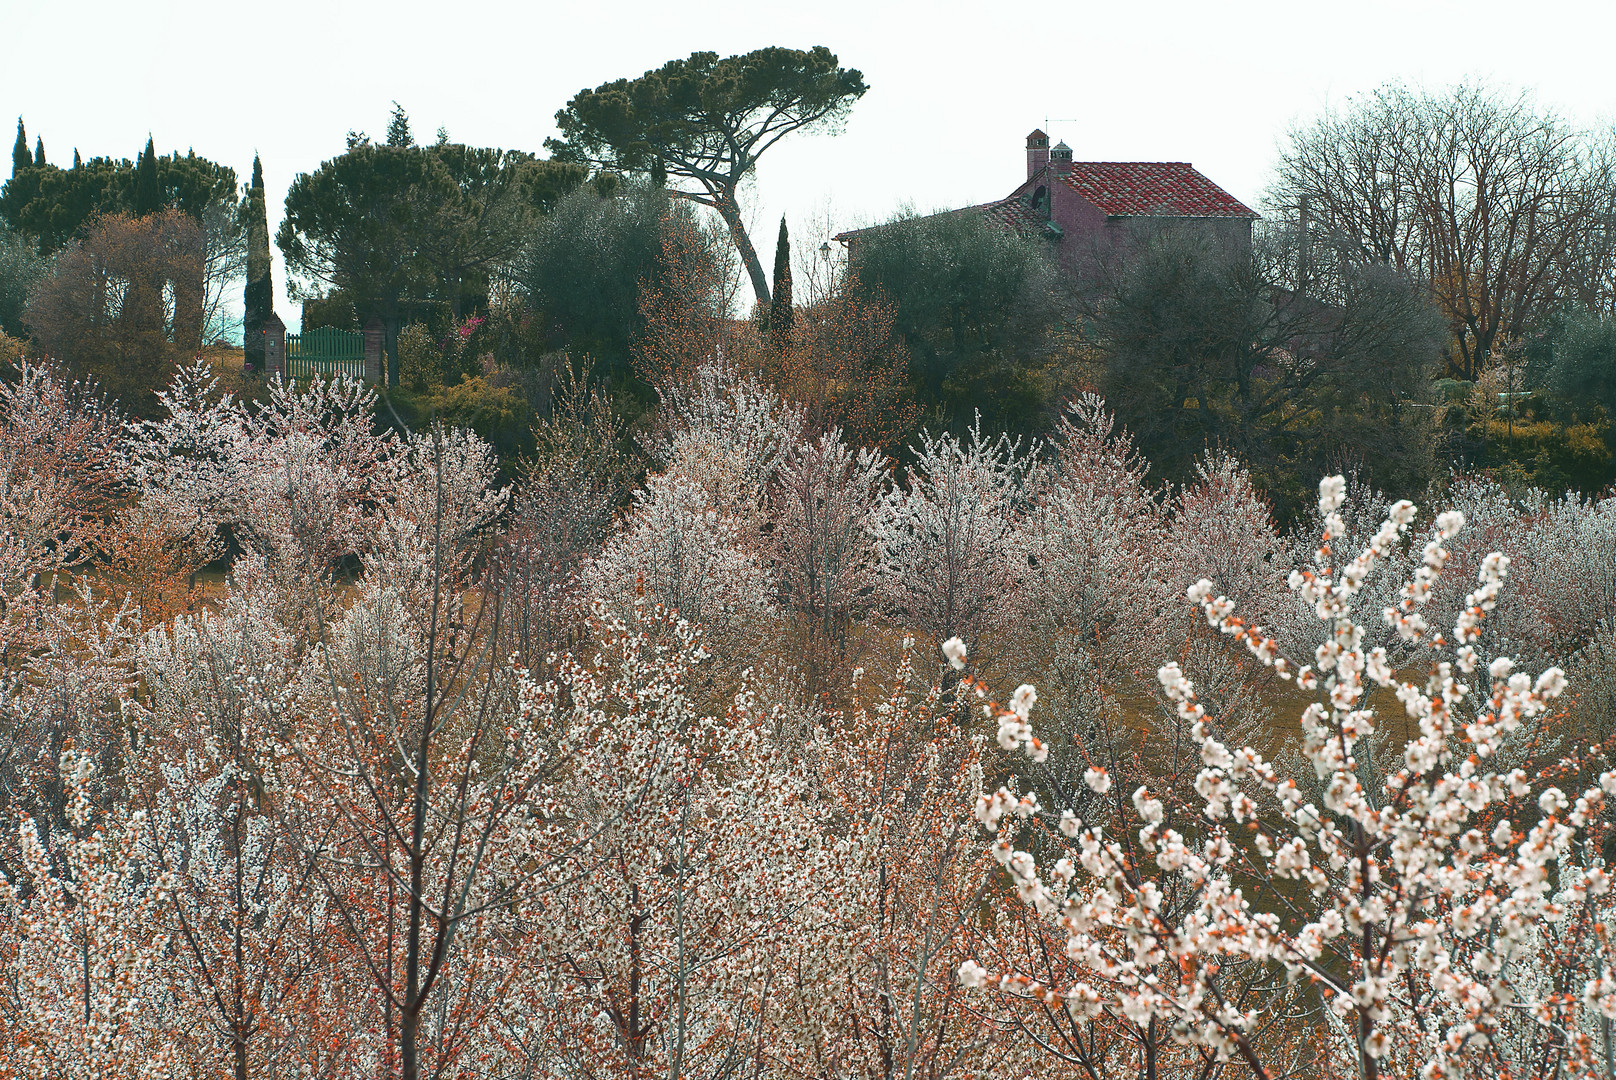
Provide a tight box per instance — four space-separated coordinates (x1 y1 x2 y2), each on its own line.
960 475 1610 1076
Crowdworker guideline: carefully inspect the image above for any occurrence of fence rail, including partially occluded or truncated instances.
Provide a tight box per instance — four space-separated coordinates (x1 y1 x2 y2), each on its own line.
284 326 367 381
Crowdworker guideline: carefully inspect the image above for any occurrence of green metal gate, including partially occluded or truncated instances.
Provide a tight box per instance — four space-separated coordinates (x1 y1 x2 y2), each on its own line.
284 326 366 381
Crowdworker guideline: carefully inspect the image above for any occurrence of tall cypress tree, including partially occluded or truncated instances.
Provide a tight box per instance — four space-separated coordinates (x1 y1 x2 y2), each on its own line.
11 118 28 178
72 148 81 169
134 135 159 216
767 216 793 351
243 154 273 374
32 137 44 168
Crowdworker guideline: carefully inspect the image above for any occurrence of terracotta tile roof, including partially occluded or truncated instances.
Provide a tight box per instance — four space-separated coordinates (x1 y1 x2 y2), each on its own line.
833 194 1048 243
978 194 1045 232
1060 162 1257 219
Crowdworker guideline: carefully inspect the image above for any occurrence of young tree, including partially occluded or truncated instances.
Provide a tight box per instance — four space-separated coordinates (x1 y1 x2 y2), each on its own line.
133 135 159 217
0 747 176 1080
769 428 887 646
242 154 272 373
548 47 868 307
10 118 27 179
262 451 539 1080
766 647 1014 1080
871 420 1036 658
961 474 1616 1079
510 607 823 1080
385 101 413 149
0 219 51 336
1014 394 1179 714
768 215 794 349
633 209 740 390
134 577 338 1080
766 281 917 448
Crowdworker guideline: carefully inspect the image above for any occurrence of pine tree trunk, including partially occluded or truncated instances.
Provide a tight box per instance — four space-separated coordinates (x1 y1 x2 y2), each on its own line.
714 189 770 307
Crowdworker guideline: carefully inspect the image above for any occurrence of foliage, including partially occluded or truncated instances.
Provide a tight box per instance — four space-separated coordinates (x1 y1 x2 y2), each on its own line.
514 180 722 397
1539 308 1616 420
0 339 1612 1080
242 154 272 371
768 215 793 349
24 210 205 414
961 473 1616 1079
133 136 159 217
0 219 50 336
549 46 868 305
10 118 27 179
1271 81 1616 380
760 281 918 448
300 287 358 331
847 207 1066 434
0 141 236 253
277 126 587 381
1085 223 1446 520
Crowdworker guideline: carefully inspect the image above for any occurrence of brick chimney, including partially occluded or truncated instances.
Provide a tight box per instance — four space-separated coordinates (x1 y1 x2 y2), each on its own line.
1050 140 1073 175
1026 129 1049 179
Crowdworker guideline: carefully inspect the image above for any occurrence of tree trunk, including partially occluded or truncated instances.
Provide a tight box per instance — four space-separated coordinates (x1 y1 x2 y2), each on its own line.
173 263 205 351
714 188 770 308
402 1007 420 1080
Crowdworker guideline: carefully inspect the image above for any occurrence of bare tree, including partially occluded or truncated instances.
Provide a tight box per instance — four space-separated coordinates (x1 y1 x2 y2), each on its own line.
1271 82 1616 379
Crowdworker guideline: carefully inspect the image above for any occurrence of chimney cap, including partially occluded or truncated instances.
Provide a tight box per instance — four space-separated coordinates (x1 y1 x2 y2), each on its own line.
1026 128 1049 146
1053 140 1071 152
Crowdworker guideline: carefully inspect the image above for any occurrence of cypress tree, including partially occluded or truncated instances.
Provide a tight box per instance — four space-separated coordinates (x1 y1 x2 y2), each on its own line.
11 118 27 178
32 137 44 167
72 148 81 169
767 216 793 351
243 154 273 374
134 135 159 216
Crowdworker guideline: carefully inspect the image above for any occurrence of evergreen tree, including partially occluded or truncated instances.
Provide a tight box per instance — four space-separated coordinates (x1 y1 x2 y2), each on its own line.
134 136 159 216
72 148 81 169
386 103 413 148
768 215 793 350
32 137 44 168
11 118 27 178
243 154 273 374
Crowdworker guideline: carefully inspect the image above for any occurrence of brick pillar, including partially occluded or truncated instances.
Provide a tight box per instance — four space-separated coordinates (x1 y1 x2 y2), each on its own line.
262 312 286 380
363 316 384 385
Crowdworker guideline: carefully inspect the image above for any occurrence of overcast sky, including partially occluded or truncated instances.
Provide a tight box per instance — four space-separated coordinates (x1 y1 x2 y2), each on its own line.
5 0 1616 328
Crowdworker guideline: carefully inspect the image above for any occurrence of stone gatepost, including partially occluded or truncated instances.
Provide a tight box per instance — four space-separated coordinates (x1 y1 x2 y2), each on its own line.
363 316 384 385
262 312 286 380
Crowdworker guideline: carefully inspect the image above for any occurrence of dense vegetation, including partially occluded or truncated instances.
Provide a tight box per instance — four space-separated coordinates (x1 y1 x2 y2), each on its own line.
0 66 1612 1080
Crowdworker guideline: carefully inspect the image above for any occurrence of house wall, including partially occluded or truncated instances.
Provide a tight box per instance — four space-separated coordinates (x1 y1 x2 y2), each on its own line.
1048 181 1109 276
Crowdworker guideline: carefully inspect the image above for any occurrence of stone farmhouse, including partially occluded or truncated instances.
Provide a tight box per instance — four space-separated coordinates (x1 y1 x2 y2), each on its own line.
838 129 1258 278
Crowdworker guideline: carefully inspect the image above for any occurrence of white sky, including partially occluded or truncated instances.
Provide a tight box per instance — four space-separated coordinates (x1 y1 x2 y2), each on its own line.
5 0 1616 329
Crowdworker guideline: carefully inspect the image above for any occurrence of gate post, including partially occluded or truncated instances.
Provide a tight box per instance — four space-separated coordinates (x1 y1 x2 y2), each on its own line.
363 317 384 385
262 312 286 380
